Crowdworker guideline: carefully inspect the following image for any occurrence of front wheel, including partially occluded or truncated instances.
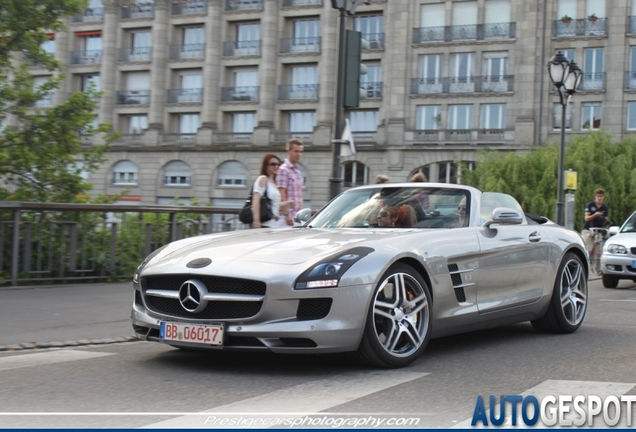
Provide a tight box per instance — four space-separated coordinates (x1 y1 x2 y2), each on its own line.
531 252 587 334
356 263 432 368
602 274 619 289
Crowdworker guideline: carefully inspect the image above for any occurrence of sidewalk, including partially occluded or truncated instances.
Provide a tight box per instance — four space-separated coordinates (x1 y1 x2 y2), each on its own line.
0 282 137 350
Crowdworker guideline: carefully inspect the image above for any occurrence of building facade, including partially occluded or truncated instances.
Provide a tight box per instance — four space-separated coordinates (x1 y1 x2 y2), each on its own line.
22 0 636 209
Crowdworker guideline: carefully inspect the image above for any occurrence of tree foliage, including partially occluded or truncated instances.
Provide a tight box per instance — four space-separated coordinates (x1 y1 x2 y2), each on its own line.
463 131 636 230
0 0 115 202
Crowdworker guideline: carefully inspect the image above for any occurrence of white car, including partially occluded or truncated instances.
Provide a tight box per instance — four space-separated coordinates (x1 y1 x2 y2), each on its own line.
600 210 636 288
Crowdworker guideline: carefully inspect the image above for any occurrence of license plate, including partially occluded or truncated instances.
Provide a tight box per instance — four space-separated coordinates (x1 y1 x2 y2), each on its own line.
160 322 224 346
632 260 636 269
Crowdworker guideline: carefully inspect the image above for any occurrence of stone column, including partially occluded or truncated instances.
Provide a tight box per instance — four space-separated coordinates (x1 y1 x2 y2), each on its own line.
146 0 170 145
54 19 71 106
199 0 223 145
252 0 279 146
98 0 119 127
314 5 337 146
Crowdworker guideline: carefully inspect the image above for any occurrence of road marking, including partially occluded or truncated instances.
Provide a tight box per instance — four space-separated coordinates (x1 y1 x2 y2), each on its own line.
599 299 636 303
0 349 115 372
454 380 636 428
141 370 429 428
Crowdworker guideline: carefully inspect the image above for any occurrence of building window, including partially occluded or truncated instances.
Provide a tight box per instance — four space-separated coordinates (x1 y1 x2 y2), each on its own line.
80 74 100 92
581 103 602 130
418 54 443 93
163 160 191 186
354 14 384 48
416 105 442 130
410 166 431 182
217 161 247 186
553 103 572 131
361 63 382 97
42 38 55 56
232 112 257 133
341 161 368 188
235 22 260 55
289 111 315 139
178 114 200 133
112 160 139 185
127 115 148 134
628 102 636 130
349 110 378 132
480 104 507 129
448 105 473 129
292 18 320 52
582 47 604 90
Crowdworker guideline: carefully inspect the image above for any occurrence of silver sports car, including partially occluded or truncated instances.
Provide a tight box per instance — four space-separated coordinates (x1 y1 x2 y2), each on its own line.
600 210 636 288
131 183 589 368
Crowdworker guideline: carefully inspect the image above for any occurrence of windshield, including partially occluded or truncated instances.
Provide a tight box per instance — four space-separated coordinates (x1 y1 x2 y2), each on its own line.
620 213 636 233
308 186 471 229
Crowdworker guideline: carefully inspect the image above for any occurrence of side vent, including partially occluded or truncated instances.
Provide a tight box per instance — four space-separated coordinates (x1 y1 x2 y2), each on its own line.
448 263 467 303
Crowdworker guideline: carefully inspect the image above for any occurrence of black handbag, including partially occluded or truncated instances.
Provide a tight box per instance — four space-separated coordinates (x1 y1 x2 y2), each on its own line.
239 183 273 224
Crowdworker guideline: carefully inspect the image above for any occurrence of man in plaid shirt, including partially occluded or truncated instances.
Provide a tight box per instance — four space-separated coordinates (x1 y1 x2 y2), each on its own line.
277 138 304 226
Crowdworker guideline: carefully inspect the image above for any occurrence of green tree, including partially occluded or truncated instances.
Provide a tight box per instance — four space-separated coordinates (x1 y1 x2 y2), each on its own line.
0 0 114 202
464 131 636 230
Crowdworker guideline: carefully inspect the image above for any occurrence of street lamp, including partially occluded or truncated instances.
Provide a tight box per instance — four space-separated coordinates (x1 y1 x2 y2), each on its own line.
547 52 583 226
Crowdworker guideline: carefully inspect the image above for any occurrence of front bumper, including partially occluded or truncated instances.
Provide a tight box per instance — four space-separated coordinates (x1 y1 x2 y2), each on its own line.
600 253 636 279
130 283 374 354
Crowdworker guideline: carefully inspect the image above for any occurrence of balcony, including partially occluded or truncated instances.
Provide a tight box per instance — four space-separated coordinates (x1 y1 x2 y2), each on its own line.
171 0 207 15
352 131 377 143
412 22 516 43
121 3 154 19
72 7 104 22
363 33 385 50
278 84 319 100
214 132 253 144
169 44 205 60
410 75 514 95
116 90 150 105
222 40 261 56
280 37 321 54
271 132 312 143
70 50 102 65
225 0 262 11
363 82 382 98
118 47 152 62
163 133 196 144
119 133 143 144
220 86 259 102
281 0 322 6
580 72 605 91
409 129 509 144
167 88 203 103
554 18 607 37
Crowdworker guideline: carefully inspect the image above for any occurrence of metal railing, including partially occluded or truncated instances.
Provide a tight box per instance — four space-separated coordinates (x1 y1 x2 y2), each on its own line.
271 132 312 143
280 37 321 54
214 132 253 143
409 129 508 143
580 72 605 91
222 40 261 56
166 88 203 103
121 4 155 19
221 86 259 102
118 47 152 62
0 201 246 286
363 82 382 98
412 22 516 43
410 75 514 94
171 0 207 15
70 50 102 65
116 90 150 105
225 0 262 11
553 17 607 37
72 7 104 22
278 84 319 100
362 33 384 49
282 0 322 6
169 44 205 60
163 133 196 144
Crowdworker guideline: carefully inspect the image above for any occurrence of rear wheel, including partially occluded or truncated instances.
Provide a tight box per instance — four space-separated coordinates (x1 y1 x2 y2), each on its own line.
531 252 587 334
356 263 432 368
602 274 619 289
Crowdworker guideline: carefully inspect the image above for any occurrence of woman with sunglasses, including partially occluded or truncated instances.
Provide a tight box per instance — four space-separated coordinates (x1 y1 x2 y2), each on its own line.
252 153 295 228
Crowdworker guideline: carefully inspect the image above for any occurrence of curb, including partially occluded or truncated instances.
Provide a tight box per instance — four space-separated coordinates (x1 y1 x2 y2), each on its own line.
0 335 140 352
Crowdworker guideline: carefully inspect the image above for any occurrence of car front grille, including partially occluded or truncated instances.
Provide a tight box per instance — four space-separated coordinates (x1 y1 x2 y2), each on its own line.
141 274 266 320
296 298 333 321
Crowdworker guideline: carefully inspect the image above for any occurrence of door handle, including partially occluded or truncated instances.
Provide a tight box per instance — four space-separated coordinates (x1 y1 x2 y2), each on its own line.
529 232 541 243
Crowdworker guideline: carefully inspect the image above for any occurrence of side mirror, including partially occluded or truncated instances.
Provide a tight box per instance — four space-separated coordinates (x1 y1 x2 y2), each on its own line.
294 208 312 224
609 226 619 236
484 207 523 228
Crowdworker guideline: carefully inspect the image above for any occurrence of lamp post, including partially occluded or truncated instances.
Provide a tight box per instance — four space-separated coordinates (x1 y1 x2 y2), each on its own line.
547 52 583 226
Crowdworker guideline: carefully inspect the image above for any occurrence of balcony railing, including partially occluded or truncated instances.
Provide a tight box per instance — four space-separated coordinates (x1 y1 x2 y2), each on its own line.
280 37 321 54
412 22 516 43
220 86 259 102
278 84 319 100
363 82 382 98
116 90 150 105
0 201 246 286
118 47 152 62
410 129 508 143
118 133 143 143
169 44 205 60
410 75 514 94
554 18 607 37
121 3 154 19
282 0 322 6
225 0 262 11
166 88 203 103
362 33 385 50
271 132 312 143
171 0 207 15
214 132 253 143
625 71 636 89
580 72 605 91
222 40 261 56
72 7 104 22
352 131 377 143
163 133 197 144
70 50 102 65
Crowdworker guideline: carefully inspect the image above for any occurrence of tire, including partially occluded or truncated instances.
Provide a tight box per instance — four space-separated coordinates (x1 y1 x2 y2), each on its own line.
531 252 587 334
602 274 619 289
356 263 432 368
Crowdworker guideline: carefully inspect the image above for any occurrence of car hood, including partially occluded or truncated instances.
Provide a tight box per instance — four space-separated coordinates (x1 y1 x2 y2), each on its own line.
606 232 636 246
143 227 420 272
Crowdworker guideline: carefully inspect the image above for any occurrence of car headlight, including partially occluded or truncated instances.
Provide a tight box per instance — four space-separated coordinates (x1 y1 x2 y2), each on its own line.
607 244 627 254
295 247 374 289
133 244 169 287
